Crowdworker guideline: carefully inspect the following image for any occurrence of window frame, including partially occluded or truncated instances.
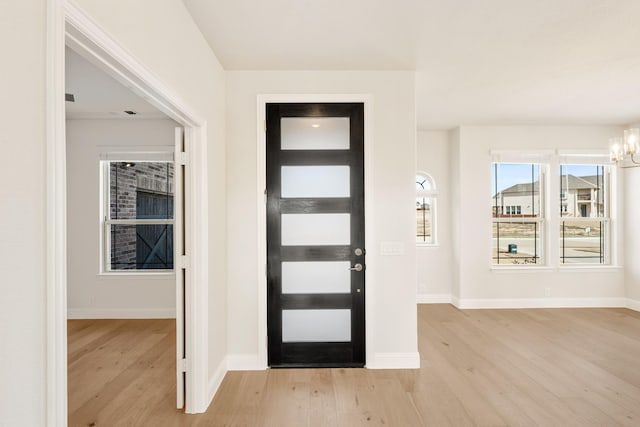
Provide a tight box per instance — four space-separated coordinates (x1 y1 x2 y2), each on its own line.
490 150 617 270
99 159 176 274
491 161 547 267
416 172 438 246
558 162 612 266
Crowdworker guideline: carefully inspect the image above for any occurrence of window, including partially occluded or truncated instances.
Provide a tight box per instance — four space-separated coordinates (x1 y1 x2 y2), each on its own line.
102 161 174 271
559 164 609 264
492 163 544 265
505 205 522 215
416 173 437 244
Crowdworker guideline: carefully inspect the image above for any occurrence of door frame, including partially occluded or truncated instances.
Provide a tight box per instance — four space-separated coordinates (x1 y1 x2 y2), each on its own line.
46 1 210 423
256 95 374 369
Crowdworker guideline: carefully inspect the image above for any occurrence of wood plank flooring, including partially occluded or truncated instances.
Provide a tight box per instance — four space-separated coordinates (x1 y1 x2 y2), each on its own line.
68 305 640 426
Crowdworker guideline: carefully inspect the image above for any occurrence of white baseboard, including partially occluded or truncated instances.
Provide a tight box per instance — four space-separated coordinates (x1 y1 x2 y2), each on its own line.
225 352 421 370
67 308 176 319
626 298 640 312
417 294 452 304
367 352 420 369
451 295 461 307
227 354 266 371
431 296 640 311
206 356 228 411
453 297 628 309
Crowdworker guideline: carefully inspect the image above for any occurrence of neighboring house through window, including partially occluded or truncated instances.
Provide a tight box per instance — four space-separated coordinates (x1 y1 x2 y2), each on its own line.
491 152 614 268
559 164 609 264
416 173 437 244
492 162 544 265
102 161 175 271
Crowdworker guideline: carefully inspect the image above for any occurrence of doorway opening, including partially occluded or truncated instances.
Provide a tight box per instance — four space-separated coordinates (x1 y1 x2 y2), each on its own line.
255 95 374 370
47 4 210 423
65 43 187 421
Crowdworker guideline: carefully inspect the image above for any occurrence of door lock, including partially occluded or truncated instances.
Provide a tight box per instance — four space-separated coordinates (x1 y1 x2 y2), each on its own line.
349 263 364 272
354 248 366 256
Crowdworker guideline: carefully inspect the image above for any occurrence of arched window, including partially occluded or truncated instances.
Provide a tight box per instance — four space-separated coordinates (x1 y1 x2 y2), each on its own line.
416 173 437 244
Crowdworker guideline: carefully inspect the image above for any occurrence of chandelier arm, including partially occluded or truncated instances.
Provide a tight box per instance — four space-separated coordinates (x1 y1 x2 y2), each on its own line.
619 157 640 168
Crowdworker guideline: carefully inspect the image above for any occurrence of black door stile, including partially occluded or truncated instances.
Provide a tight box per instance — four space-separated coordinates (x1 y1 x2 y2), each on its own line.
266 102 365 368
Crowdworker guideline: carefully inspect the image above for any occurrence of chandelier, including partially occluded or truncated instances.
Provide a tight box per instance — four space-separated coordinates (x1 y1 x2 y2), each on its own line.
610 128 640 168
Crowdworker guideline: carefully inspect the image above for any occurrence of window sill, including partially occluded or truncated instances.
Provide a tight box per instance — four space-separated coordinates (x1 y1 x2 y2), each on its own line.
490 266 555 273
416 243 439 248
97 271 176 279
557 265 623 273
490 265 623 274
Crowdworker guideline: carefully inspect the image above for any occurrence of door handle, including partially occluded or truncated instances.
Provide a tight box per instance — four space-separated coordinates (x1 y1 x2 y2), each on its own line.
349 263 364 272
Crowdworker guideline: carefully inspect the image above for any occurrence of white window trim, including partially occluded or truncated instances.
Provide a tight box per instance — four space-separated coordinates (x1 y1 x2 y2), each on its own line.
491 160 548 267
490 150 618 270
558 160 613 267
99 159 176 274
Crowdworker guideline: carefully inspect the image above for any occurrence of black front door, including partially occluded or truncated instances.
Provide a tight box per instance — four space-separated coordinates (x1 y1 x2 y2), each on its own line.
266 103 365 367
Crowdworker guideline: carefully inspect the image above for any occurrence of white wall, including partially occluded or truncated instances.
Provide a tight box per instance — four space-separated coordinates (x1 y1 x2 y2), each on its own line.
0 0 227 422
416 131 453 301
226 71 419 368
0 1 47 425
449 129 462 301
66 119 178 318
625 168 640 305
452 126 625 307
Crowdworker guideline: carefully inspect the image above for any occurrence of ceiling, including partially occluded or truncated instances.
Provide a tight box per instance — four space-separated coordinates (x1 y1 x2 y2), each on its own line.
65 47 165 119
182 0 640 130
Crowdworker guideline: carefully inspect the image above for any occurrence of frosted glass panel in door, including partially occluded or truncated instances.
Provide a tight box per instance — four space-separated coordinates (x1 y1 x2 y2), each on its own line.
281 166 350 198
282 309 351 342
282 261 351 294
281 213 350 246
281 117 350 150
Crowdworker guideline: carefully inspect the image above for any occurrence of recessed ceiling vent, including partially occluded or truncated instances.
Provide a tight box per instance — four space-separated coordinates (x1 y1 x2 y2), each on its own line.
123 110 137 115
65 93 75 102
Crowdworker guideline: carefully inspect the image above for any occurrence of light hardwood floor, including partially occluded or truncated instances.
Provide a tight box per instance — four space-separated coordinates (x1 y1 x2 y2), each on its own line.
68 305 640 426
